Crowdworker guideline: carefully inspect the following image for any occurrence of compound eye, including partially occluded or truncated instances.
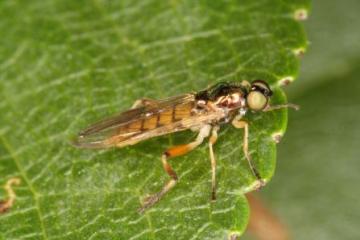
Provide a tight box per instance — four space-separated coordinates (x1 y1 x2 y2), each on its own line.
251 80 272 96
247 91 268 110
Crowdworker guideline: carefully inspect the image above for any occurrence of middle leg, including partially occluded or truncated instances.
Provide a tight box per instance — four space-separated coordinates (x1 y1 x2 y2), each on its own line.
209 126 219 201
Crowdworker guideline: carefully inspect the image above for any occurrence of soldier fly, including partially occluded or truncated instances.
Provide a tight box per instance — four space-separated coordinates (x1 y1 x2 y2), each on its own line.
73 80 298 213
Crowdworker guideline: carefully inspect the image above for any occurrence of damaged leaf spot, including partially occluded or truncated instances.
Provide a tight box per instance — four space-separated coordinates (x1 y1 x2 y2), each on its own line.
228 231 241 240
293 48 306 58
278 77 294 86
0 178 21 214
272 132 284 144
294 9 308 21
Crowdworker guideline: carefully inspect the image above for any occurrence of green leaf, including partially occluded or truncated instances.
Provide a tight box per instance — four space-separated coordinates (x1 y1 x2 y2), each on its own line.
0 0 309 239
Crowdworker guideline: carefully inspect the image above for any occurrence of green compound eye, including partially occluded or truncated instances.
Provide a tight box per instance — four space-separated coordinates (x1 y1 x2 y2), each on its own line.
247 91 268 111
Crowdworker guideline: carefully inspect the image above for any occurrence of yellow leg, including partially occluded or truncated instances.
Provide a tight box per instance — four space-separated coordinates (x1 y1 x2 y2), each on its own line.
209 126 219 201
232 118 265 189
138 125 211 213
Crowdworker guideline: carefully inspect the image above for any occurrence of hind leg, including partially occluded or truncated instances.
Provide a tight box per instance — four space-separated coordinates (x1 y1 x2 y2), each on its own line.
138 125 211 213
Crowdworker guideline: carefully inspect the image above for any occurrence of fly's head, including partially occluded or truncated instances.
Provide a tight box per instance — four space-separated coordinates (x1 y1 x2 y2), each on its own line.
246 80 273 111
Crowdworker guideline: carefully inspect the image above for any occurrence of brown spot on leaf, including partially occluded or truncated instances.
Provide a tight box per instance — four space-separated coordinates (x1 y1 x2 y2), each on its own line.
0 177 21 214
0 200 10 213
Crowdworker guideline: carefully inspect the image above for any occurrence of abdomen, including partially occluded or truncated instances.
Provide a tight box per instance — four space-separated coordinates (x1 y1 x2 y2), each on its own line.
108 101 196 147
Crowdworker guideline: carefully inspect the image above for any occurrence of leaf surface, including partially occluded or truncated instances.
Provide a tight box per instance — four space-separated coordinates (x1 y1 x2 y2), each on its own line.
0 0 309 239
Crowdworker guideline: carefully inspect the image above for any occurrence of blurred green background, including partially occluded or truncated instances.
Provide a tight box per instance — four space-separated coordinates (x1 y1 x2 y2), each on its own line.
255 0 360 239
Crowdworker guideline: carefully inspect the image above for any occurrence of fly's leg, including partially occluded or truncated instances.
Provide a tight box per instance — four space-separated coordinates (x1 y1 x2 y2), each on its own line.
232 117 265 189
138 125 211 213
209 126 219 201
131 98 158 109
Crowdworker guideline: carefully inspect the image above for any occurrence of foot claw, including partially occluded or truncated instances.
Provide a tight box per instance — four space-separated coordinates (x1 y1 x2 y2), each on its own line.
211 194 217 202
138 194 160 214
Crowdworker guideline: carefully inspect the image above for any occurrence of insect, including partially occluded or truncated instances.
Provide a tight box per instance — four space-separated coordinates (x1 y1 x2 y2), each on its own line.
73 80 298 213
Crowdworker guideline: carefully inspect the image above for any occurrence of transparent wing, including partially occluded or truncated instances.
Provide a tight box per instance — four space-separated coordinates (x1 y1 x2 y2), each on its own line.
72 94 196 148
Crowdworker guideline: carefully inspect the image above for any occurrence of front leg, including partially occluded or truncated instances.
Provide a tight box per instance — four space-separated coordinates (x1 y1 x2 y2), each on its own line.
232 117 265 189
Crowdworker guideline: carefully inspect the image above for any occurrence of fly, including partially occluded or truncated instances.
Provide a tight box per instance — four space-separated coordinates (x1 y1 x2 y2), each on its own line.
73 80 299 213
